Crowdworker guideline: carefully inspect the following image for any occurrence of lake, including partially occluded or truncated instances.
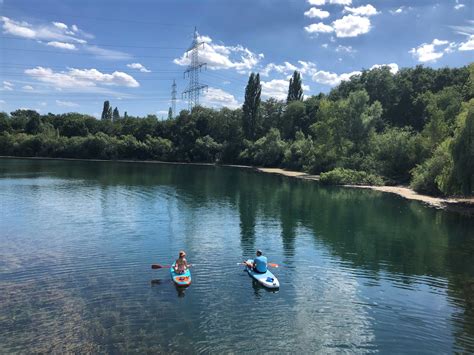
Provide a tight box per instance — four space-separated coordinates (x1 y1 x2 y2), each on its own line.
1 158 473 353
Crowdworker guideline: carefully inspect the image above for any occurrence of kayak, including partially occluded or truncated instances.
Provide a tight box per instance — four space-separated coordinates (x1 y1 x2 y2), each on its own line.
170 263 192 287
245 259 280 289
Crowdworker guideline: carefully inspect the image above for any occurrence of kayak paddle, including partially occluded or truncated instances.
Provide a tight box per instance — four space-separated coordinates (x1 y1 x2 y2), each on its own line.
151 264 171 269
238 262 279 268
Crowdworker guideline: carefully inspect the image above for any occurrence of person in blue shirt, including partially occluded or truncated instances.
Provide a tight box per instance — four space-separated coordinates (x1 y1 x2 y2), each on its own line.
246 250 267 273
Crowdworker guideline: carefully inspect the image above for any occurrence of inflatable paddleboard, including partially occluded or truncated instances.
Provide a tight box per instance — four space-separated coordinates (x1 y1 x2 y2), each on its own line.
245 259 280 289
170 263 191 286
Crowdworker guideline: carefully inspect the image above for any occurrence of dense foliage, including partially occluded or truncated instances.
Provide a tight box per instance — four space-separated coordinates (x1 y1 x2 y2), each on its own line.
1 64 473 196
320 168 384 186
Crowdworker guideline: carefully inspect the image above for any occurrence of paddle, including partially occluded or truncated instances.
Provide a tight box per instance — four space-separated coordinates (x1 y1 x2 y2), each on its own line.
239 262 279 268
151 264 170 269
151 264 194 269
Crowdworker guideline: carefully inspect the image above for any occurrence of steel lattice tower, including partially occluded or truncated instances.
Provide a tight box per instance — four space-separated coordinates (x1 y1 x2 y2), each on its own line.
182 27 207 110
171 79 177 117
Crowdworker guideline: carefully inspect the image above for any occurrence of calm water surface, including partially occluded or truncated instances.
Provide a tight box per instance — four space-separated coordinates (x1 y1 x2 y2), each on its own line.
1 158 474 353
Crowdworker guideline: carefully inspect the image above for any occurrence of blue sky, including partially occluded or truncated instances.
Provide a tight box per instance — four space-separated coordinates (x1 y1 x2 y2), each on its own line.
0 0 473 118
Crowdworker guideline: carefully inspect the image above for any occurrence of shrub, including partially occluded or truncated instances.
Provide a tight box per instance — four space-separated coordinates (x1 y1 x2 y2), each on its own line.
320 168 384 186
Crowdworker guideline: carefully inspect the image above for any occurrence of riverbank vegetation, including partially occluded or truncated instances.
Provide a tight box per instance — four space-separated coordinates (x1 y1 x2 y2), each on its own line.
1 64 473 196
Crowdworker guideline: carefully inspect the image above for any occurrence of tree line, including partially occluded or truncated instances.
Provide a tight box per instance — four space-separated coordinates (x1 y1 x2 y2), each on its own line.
0 63 473 196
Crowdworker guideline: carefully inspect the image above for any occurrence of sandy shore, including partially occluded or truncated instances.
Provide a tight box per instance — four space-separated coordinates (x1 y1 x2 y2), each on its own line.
254 166 473 211
1 156 472 212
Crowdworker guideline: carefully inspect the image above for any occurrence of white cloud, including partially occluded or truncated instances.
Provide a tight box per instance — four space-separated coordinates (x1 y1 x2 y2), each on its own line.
370 63 399 74
336 44 356 53
0 100 5 105
202 87 239 109
454 4 465 10
308 0 325 5
409 39 453 62
459 35 474 51
39 102 47 106
332 15 371 37
261 79 310 100
305 22 334 34
329 0 351 5
127 63 151 73
304 8 330 19
1 17 133 60
344 4 378 17
312 70 360 86
56 100 79 107
84 45 131 60
52 22 68 30
174 34 263 73
2 80 14 91
25 66 140 89
46 41 77 50
22 85 34 90
261 60 317 78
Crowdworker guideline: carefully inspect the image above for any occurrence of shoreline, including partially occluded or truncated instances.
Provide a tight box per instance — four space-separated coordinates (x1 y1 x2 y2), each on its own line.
1 155 472 212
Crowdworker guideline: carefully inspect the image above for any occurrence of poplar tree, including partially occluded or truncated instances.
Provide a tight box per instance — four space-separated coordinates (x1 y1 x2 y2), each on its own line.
113 107 120 121
242 73 262 140
287 71 303 103
101 101 112 120
168 107 173 120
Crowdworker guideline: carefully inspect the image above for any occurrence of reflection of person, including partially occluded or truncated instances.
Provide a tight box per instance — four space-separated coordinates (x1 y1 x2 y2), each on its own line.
174 250 188 274
245 250 267 273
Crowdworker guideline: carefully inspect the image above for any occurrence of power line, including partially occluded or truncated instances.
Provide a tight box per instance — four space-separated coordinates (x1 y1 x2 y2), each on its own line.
0 36 186 50
1 5 194 28
1 47 179 59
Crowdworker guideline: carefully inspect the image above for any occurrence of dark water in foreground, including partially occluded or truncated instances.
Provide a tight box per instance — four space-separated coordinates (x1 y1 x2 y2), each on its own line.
1 158 474 353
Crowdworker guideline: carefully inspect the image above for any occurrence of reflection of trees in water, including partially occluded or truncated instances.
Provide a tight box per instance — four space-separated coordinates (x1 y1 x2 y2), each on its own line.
5 159 474 351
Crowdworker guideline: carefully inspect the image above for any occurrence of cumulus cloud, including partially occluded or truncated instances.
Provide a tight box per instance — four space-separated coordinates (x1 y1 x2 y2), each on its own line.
174 34 263 73
305 22 334 34
46 41 77 50
261 79 310 100
25 66 139 89
459 35 474 51
454 4 465 10
370 63 399 74
329 0 351 4
56 100 79 107
52 22 68 30
332 15 371 37
22 85 34 90
312 70 360 86
304 8 330 19
335 44 356 53
308 0 325 5
127 63 151 73
409 39 453 62
202 87 239 109
344 4 378 16
261 60 317 78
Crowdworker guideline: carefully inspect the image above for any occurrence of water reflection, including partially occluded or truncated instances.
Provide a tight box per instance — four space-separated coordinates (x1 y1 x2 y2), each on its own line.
1 159 474 352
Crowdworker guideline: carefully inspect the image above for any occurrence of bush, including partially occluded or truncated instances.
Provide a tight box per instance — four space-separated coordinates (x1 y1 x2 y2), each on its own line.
320 168 384 186
410 140 453 196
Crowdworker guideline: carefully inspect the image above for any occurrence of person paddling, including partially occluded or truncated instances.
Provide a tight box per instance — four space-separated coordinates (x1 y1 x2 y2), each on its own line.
245 250 267 273
174 250 188 274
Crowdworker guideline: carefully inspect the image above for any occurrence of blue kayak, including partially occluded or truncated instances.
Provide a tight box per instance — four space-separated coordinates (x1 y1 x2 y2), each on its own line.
170 263 192 287
245 259 280 289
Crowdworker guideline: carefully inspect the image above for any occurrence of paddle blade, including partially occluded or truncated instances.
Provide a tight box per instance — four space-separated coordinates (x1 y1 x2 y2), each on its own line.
151 264 171 269
268 263 279 268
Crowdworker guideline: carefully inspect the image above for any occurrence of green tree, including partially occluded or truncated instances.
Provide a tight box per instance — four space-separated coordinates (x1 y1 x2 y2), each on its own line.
242 73 261 140
112 107 120 121
287 71 303 103
101 101 112 121
451 100 474 195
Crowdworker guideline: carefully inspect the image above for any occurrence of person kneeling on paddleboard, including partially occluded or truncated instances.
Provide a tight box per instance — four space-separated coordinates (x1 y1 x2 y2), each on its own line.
246 250 267 273
174 250 188 274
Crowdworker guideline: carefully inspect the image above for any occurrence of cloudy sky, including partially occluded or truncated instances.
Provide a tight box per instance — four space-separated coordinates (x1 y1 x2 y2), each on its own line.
0 0 473 118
